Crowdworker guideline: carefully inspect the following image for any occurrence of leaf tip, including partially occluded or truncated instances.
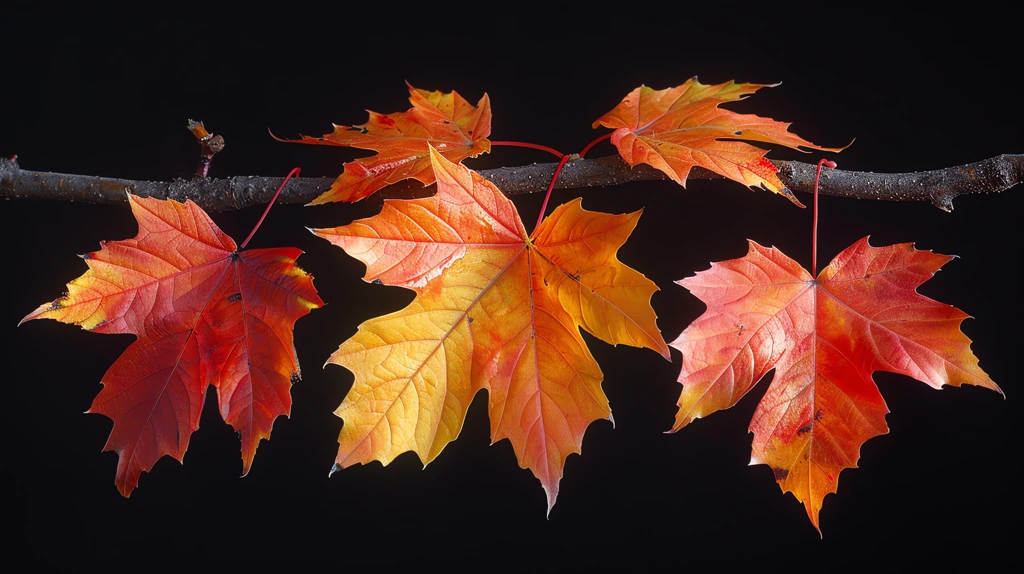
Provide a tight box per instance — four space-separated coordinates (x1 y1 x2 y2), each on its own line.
267 127 290 143
329 462 342 478
776 186 806 208
544 489 558 520
656 341 672 361
426 143 445 164
833 136 857 153
993 382 1006 399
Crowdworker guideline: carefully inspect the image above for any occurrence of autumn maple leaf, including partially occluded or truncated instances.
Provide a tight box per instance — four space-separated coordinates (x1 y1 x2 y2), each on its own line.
670 237 1001 531
280 83 491 204
594 78 847 206
313 147 668 512
21 195 322 496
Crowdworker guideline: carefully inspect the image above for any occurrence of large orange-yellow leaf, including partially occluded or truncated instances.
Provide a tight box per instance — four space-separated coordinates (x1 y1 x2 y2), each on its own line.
670 238 1000 531
594 78 847 206
284 84 491 204
313 148 668 512
21 195 322 496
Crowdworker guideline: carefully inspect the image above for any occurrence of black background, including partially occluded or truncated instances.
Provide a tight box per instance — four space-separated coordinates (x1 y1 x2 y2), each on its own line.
2 4 1020 569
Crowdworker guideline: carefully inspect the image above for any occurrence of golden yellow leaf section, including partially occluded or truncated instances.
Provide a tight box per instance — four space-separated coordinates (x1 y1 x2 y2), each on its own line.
314 148 667 511
670 238 999 531
594 78 847 206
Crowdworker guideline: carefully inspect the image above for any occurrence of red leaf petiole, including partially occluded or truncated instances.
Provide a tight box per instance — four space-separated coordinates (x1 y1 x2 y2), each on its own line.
240 167 301 249
579 133 612 158
811 158 837 276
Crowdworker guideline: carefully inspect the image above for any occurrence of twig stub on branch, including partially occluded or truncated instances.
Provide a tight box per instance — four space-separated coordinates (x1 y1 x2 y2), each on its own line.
187 120 226 178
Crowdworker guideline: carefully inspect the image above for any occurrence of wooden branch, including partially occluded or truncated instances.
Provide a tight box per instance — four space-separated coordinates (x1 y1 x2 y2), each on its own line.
2 154 1021 212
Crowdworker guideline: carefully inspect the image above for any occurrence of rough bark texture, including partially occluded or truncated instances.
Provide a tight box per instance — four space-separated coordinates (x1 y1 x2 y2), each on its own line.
2 154 1021 212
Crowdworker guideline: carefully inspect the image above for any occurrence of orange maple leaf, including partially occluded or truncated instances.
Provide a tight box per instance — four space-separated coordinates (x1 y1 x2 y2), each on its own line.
594 78 847 206
21 195 323 496
313 147 669 513
670 237 1001 531
281 83 491 204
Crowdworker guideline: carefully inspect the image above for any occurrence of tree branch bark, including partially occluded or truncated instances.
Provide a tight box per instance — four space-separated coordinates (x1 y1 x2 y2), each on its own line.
2 154 1021 213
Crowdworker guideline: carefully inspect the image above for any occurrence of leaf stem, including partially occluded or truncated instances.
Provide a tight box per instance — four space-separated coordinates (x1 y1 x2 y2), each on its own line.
240 167 301 249
579 133 612 158
533 154 572 234
491 140 564 159
811 159 836 277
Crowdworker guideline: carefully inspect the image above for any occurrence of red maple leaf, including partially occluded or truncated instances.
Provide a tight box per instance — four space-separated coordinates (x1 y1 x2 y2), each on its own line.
21 194 323 496
670 237 1001 530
